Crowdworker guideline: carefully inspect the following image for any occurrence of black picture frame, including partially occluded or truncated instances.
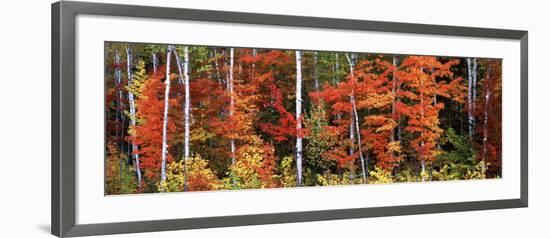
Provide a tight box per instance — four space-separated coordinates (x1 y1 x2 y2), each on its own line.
51 1 528 237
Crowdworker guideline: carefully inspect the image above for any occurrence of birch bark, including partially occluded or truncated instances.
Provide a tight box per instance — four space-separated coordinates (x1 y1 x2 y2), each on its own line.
229 48 236 165
125 46 142 188
295 50 303 186
346 53 367 182
160 45 174 183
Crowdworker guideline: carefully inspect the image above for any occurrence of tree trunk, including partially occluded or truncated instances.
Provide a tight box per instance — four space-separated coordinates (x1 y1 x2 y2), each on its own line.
183 47 191 161
152 51 158 73
173 47 192 190
313 51 319 91
114 51 123 180
419 67 425 182
295 50 303 186
125 46 142 188
482 69 491 177
160 45 174 183
229 48 236 165
346 53 366 182
472 58 478 128
392 55 401 142
467 58 474 138
333 53 342 121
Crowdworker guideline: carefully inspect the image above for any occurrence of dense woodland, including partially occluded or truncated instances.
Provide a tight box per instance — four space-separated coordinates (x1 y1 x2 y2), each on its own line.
104 42 502 194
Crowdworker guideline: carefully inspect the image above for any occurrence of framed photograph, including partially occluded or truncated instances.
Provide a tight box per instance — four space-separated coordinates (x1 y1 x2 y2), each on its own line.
52 1 528 237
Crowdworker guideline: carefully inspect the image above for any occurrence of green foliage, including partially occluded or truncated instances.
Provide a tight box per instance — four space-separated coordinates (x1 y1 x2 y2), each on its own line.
316 172 364 186
432 160 487 180
279 156 296 187
438 128 476 165
304 104 337 172
395 168 416 183
434 128 481 180
105 143 137 194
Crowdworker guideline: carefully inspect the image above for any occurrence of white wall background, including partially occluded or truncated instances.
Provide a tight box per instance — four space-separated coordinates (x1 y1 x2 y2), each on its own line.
0 0 546 237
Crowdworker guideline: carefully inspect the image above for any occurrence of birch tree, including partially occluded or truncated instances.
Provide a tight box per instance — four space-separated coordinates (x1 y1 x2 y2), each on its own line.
114 51 124 179
114 51 123 151
313 51 319 91
173 47 192 190
160 45 174 183
467 58 478 138
173 47 191 160
295 50 304 186
125 46 142 188
392 55 401 142
152 51 158 73
481 63 491 177
346 53 367 182
228 48 236 165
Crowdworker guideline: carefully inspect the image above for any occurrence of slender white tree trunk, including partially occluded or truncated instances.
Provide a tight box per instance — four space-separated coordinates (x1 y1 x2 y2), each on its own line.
125 46 142 188
114 51 123 180
173 47 191 160
346 53 366 182
334 53 342 121
419 67 426 182
114 52 122 150
152 51 158 73
160 45 174 183
173 47 191 191
229 48 236 165
183 47 191 160
313 51 319 91
467 58 474 138
472 58 478 128
295 50 303 186
482 71 490 177
392 55 401 142
346 54 355 158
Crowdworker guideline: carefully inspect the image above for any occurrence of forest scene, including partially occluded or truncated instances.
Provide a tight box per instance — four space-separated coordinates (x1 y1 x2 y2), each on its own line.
104 42 502 195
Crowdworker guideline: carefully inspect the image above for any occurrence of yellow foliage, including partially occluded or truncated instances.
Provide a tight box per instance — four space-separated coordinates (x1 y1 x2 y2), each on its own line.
280 156 296 187
224 141 278 189
158 155 220 192
190 127 215 143
316 172 364 186
369 167 393 184
386 141 402 153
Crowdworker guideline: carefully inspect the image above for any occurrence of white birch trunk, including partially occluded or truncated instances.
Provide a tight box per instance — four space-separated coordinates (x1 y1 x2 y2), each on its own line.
482 73 490 176
313 51 319 91
173 47 191 161
114 51 122 150
125 46 142 188
114 51 123 180
152 51 158 73
229 48 236 165
392 55 401 142
334 53 342 121
467 58 474 138
160 45 173 183
419 67 425 182
472 58 478 129
295 50 303 186
183 47 191 160
346 54 355 158
346 53 367 181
